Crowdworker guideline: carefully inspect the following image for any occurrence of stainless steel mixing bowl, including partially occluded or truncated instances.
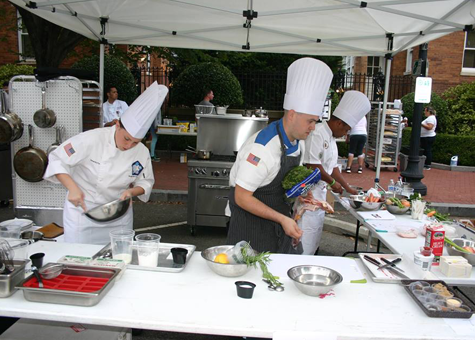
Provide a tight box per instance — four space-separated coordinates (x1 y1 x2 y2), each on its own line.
201 245 251 277
287 265 343 296
361 201 384 211
446 238 475 265
385 203 410 215
84 198 131 223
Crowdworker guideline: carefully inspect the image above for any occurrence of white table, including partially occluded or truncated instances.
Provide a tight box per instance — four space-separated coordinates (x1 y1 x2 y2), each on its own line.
1 241 474 339
335 195 475 286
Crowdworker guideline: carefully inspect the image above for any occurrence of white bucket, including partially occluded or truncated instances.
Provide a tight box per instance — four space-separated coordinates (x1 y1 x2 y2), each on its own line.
450 155 458 166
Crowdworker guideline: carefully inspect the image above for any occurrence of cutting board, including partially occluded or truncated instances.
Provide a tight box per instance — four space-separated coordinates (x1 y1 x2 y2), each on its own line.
36 223 64 238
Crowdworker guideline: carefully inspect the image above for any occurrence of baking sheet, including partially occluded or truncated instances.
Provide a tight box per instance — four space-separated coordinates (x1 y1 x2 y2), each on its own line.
92 242 196 273
359 253 428 283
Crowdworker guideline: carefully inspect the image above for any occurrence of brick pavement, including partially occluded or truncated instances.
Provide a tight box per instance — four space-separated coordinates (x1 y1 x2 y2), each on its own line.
152 156 475 204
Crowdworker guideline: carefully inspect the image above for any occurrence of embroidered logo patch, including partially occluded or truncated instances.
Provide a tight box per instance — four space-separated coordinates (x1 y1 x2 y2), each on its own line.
131 161 143 176
246 153 261 166
64 143 75 157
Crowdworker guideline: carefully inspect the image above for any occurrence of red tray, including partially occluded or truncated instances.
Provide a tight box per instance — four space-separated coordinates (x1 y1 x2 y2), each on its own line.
23 274 108 293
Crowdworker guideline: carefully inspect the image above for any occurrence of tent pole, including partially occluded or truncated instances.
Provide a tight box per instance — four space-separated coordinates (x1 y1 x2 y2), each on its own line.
374 55 392 190
99 42 105 97
401 43 428 195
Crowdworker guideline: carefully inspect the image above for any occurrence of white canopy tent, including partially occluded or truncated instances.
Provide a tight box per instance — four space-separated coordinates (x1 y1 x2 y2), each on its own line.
10 0 475 183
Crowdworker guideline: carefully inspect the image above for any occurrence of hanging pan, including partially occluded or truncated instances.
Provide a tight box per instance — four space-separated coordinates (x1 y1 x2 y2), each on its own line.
33 85 56 128
47 125 63 156
0 90 23 143
14 124 48 182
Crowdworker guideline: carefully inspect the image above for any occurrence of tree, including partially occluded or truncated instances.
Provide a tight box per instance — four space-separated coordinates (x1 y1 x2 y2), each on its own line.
14 5 85 67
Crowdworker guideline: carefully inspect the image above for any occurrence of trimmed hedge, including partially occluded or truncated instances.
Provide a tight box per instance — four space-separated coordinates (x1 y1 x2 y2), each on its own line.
0 64 35 86
401 128 475 166
442 81 475 136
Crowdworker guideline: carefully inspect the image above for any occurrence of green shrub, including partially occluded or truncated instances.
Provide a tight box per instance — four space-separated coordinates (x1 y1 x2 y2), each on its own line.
442 81 475 136
337 140 348 158
0 64 35 86
400 92 448 132
171 62 243 107
401 128 475 166
72 55 137 104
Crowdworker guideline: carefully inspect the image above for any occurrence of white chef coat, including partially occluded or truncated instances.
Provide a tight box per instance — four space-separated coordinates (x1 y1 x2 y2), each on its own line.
225 119 304 216
300 121 338 255
103 100 129 125
229 119 305 192
44 126 154 244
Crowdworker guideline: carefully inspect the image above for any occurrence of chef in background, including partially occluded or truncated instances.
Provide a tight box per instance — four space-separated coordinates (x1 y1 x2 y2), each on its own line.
227 58 333 254
302 91 371 255
44 82 168 244
103 86 129 127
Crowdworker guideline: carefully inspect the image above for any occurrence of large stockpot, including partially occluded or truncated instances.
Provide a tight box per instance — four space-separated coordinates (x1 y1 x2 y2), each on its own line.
33 86 56 128
13 125 48 182
0 90 23 143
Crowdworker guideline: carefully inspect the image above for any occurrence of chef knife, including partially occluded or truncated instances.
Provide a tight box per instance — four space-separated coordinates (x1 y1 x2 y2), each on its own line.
385 265 410 280
363 255 381 267
377 257 404 272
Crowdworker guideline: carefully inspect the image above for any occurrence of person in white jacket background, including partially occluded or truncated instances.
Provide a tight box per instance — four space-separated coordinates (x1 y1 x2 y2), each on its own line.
301 91 371 255
44 82 168 245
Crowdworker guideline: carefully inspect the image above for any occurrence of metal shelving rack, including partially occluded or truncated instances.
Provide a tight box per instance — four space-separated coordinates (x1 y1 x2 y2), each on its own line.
365 101 402 172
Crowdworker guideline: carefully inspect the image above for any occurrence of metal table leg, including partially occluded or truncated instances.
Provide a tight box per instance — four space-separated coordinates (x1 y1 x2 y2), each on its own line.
366 231 373 251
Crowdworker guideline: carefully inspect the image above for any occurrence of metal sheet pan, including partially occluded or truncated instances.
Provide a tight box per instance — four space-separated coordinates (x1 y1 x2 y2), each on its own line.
359 253 426 284
0 260 27 298
16 263 119 307
92 242 196 273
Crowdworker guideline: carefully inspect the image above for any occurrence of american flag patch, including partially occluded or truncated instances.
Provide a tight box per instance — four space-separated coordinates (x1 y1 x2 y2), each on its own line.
64 143 75 157
246 153 261 166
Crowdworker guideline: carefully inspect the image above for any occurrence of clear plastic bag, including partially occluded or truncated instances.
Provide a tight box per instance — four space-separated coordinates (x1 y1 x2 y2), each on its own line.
224 241 255 264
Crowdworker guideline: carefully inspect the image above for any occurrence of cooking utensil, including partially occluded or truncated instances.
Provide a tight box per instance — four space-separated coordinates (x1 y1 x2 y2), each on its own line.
13 124 48 182
33 85 56 128
20 230 56 242
39 263 64 279
0 239 15 274
201 245 251 277
378 257 403 271
254 107 268 118
31 266 44 288
363 255 381 267
47 125 63 156
384 265 410 279
262 279 284 292
242 110 253 117
215 105 228 115
446 238 475 265
287 265 343 297
84 197 131 223
385 203 410 215
0 90 23 143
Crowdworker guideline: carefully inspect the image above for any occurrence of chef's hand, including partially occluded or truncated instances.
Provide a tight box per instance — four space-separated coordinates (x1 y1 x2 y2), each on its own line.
346 186 358 195
330 181 343 194
281 216 303 240
120 189 133 201
68 188 86 211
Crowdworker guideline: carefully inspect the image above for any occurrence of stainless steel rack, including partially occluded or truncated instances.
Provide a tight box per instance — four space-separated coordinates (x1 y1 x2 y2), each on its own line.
365 102 402 172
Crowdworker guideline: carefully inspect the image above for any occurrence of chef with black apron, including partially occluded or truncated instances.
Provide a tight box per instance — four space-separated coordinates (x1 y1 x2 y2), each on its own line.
227 58 333 254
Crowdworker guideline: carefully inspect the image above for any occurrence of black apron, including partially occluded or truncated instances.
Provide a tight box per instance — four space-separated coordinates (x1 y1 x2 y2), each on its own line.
227 125 302 254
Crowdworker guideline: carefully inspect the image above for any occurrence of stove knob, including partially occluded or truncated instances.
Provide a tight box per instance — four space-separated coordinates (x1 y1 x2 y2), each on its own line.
195 168 201 175
213 171 220 177
201 168 207 175
222 169 228 176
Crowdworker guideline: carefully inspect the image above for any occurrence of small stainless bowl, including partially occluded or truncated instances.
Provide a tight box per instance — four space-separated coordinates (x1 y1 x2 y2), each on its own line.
85 198 131 223
349 199 364 210
20 230 44 241
361 201 384 211
446 238 475 265
201 245 251 277
385 204 410 215
287 265 343 297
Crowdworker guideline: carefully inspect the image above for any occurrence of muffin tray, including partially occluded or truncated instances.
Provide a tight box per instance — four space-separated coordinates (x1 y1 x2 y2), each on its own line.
402 279 474 318
17 263 119 307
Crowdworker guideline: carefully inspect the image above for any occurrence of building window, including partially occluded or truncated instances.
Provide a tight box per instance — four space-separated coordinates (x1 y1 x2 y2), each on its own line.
344 56 354 74
405 48 413 74
462 30 475 74
367 56 383 76
17 13 35 61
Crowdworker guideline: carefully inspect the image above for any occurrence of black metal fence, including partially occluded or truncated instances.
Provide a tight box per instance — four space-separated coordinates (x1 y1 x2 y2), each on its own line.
131 66 415 111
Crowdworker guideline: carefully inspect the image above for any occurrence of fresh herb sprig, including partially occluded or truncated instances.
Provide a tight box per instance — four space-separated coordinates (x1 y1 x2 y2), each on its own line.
240 244 283 287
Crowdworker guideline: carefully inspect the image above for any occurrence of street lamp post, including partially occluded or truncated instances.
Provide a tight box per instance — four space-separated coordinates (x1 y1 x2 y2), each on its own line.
401 43 428 195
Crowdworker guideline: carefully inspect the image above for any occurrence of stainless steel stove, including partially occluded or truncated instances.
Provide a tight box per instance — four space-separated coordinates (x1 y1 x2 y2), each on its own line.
187 156 236 233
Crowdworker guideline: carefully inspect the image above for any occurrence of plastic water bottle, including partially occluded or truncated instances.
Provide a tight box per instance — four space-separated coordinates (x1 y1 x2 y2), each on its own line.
388 179 395 194
450 156 458 166
395 177 403 195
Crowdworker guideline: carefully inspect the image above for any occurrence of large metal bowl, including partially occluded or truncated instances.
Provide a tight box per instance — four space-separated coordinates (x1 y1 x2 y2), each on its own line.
361 201 384 211
446 238 475 265
349 199 364 210
84 198 131 223
201 245 251 277
385 204 410 215
287 265 343 297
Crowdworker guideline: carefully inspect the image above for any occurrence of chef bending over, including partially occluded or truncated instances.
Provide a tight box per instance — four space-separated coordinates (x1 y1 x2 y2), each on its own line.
44 82 168 245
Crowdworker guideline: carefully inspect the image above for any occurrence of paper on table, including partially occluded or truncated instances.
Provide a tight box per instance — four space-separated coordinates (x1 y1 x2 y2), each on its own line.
359 210 396 220
273 331 337 340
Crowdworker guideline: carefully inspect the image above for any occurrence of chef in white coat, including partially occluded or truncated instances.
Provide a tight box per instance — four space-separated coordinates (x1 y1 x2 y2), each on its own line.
301 91 371 255
44 82 168 244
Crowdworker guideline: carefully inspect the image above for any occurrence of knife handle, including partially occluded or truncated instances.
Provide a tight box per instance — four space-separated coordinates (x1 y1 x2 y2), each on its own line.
363 255 381 266
381 258 402 266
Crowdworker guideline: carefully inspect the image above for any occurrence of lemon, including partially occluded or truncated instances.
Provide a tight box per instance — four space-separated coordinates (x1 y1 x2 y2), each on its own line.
214 253 229 264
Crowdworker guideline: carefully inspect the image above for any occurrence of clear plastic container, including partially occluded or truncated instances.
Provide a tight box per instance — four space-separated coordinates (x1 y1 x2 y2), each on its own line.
110 229 135 264
6 239 30 260
135 233 161 267
0 224 22 239
409 281 430 292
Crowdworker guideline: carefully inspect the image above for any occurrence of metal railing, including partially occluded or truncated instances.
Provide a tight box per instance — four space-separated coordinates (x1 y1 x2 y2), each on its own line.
131 66 415 111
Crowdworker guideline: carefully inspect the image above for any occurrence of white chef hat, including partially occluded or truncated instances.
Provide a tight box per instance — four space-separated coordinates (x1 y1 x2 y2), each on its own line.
283 58 333 116
121 81 169 139
332 91 371 128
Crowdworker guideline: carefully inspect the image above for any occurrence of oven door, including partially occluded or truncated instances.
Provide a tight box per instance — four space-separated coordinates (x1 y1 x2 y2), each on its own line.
195 178 230 216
